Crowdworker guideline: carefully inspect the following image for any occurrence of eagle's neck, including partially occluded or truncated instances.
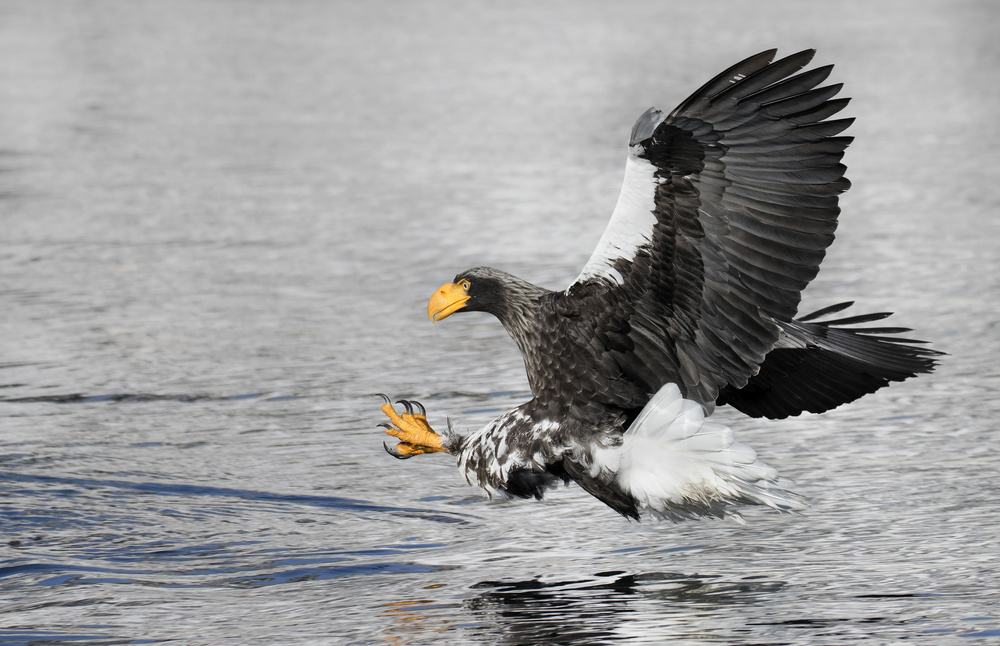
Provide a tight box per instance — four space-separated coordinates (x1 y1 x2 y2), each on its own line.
488 273 552 394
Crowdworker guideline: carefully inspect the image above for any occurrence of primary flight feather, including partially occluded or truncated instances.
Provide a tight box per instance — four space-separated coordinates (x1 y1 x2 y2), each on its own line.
377 49 941 521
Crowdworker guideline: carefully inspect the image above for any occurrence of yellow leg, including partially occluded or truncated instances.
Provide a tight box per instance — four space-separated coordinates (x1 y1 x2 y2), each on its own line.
378 395 450 459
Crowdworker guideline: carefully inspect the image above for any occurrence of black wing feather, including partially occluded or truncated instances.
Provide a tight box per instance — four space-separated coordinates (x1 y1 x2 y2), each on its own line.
568 50 856 411
717 309 943 419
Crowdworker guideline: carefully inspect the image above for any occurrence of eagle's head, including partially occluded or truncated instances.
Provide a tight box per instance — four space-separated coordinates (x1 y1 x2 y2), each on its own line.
427 266 516 322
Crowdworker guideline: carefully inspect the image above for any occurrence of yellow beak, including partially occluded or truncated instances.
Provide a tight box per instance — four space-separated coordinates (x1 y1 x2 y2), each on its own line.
428 282 470 323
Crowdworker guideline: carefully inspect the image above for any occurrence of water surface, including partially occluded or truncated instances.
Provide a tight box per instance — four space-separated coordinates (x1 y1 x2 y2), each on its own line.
2 1 999 643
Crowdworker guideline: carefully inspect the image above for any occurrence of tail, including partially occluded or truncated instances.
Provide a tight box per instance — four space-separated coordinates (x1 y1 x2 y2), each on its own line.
608 383 806 523
717 302 944 419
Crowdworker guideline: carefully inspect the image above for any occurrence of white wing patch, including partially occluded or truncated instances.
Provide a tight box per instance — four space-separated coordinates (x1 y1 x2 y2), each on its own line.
573 154 659 287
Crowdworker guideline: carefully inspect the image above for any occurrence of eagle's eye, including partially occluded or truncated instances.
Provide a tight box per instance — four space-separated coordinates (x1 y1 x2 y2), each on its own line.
460 280 471 291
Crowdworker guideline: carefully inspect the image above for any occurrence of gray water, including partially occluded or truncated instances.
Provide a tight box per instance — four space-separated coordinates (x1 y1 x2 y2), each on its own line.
2 1 999 643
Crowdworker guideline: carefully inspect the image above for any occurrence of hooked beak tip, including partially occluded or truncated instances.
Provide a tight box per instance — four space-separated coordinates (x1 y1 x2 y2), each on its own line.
427 282 468 323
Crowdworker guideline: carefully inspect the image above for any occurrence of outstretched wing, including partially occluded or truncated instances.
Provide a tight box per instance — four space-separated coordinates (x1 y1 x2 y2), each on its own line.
568 49 853 409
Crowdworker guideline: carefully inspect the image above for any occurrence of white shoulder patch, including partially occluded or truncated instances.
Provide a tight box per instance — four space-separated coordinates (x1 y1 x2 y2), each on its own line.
573 154 659 287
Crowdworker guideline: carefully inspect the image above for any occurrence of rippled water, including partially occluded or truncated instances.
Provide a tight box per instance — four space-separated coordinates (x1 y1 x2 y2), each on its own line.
2 1 999 643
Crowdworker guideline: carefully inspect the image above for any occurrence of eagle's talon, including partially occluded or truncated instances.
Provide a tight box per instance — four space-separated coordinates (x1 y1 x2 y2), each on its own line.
384 441 415 460
377 393 392 406
377 394 450 456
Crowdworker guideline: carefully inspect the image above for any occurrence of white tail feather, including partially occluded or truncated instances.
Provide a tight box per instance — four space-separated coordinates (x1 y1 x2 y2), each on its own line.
614 383 806 522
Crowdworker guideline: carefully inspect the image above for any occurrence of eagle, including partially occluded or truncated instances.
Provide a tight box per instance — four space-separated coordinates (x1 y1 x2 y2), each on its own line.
377 49 940 522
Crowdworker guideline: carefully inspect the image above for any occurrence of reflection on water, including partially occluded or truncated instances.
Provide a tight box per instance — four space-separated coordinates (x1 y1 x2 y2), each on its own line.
372 571 791 644
2 0 999 644
464 572 786 644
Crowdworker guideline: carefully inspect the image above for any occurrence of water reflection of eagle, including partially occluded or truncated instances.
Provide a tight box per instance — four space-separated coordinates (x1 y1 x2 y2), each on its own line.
377 49 941 522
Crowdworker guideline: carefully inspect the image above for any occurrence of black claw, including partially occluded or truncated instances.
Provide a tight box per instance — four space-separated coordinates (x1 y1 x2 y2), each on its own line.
396 399 413 415
412 400 426 416
383 441 413 460
377 423 393 430
377 393 392 406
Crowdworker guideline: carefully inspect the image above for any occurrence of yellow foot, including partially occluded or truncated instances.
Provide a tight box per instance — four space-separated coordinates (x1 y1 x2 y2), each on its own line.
378 394 450 459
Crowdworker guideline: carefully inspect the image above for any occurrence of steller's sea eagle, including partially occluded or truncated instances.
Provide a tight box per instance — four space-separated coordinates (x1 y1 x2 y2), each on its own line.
377 49 941 522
